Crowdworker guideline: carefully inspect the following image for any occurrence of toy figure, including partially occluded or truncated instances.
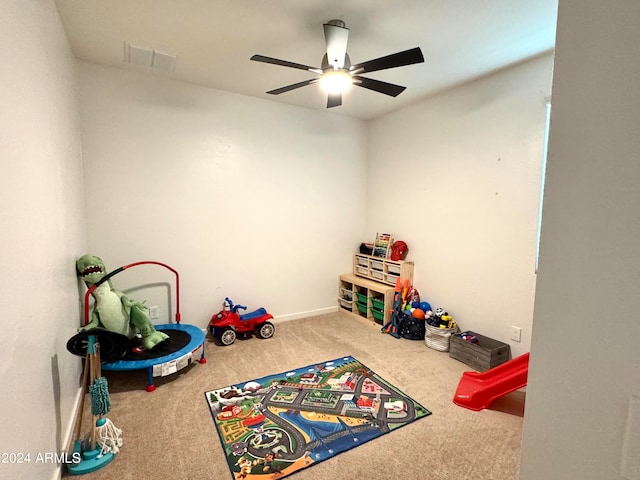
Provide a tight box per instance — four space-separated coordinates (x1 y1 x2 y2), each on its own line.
76 254 169 351
236 456 259 479
260 450 282 475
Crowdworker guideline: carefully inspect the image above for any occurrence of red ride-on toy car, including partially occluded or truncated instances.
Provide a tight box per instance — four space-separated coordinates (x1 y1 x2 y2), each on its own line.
209 297 275 346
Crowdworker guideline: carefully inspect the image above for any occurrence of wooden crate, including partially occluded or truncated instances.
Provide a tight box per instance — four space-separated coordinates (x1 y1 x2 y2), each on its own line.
449 331 510 371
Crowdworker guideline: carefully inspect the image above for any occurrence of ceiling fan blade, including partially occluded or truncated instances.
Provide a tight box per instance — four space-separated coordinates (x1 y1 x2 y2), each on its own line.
350 47 424 74
323 21 349 69
353 76 406 97
266 79 318 95
327 92 342 108
250 54 319 72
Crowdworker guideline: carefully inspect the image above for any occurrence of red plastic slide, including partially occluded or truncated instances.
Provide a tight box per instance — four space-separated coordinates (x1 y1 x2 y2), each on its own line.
453 352 529 411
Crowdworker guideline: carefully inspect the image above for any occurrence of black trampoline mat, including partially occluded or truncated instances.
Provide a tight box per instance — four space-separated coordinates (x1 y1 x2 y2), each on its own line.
123 329 191 360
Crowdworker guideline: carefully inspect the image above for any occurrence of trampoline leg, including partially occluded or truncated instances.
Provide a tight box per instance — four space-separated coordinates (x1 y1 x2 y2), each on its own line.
199 343 207 364
146 367 156 392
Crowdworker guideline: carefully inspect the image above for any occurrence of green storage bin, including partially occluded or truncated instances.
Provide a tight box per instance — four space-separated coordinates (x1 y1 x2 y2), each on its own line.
371 298 384 310
371 308 384 322
355 292 368 304
355 302 368 314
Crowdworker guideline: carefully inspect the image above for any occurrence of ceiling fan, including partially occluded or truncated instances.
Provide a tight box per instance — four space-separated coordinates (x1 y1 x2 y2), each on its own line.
250 19 425 108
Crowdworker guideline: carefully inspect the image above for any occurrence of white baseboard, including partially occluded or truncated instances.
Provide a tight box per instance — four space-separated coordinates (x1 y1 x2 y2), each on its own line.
200 307 342 329
274 306 338 323
199 306 338 332
53 384 85 480
51 463 63 480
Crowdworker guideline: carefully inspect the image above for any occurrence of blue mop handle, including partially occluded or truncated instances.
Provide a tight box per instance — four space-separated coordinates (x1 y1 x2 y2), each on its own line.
87 334 111 416
88 335 97 355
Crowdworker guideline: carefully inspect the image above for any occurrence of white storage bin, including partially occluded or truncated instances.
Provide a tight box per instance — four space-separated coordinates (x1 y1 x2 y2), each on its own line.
385 273 400 283
356 256 369 266
339 297 353 309
370 259 384 271
356 266 369 275
386 263 401 275
340 288 353 301
371 270 384 280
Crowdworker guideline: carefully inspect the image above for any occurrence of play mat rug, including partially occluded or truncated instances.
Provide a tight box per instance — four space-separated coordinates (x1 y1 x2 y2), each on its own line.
204 355 431 479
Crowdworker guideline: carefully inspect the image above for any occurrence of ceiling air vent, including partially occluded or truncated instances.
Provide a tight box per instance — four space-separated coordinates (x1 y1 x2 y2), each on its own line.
125 42 176 72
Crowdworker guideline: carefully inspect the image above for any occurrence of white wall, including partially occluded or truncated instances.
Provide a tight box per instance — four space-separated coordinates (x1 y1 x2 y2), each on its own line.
366 53 554 356
78 63 368 327
521 1 640 479
0 5 559 477
0 1 86 480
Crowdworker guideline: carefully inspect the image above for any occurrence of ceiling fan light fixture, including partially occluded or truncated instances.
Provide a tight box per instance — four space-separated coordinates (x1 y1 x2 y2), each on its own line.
250 20 425 108
319 70 352 94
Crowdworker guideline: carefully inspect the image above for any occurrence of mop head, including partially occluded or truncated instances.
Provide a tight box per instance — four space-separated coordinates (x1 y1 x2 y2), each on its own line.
81 417 123 456
90 377 111 416
96 418 123 455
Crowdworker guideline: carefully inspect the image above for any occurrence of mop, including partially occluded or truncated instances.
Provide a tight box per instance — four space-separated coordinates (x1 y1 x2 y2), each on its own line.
89 365 122 455
67 353 90 457
67 335 122 475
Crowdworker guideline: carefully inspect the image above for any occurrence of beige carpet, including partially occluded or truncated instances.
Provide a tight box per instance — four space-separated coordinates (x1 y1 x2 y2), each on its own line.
63 311 524 480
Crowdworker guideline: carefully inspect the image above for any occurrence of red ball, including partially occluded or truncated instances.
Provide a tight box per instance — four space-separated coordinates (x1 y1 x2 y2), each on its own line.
412 309 425 319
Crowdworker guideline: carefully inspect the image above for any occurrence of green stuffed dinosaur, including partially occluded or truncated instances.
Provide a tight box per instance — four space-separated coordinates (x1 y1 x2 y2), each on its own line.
76 254 169 351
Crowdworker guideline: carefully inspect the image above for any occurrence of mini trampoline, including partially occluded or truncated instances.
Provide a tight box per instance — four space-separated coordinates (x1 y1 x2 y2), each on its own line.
71 261 206 392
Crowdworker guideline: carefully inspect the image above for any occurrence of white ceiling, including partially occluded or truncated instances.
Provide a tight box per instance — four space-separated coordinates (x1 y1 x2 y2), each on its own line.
55 0 558 120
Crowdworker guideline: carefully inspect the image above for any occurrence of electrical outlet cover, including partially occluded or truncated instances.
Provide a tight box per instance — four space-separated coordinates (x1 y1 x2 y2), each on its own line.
511 326 522 342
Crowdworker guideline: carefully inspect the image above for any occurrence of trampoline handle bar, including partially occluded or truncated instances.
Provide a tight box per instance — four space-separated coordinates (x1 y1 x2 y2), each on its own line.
83 261 181 325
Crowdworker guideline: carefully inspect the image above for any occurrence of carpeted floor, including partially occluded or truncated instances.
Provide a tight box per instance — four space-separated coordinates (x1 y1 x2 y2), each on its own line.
63 311 525 480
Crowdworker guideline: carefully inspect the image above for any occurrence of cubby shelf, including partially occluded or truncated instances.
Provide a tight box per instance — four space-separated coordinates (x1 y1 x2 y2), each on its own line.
353 254 414 286
339 255 415 327
338 273 395 326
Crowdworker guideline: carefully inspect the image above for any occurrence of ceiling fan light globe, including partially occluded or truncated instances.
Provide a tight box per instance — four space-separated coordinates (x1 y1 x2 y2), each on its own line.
319 70 352 94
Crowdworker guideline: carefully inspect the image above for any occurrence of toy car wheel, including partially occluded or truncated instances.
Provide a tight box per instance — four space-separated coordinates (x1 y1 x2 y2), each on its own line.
257 322 275 339
219 327 237 346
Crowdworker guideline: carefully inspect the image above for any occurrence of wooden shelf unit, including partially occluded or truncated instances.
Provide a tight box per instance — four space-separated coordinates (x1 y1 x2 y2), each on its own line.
338 273 395 326
352 254 414 286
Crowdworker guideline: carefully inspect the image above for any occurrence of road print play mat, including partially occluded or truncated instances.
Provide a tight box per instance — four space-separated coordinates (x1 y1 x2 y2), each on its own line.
205 355 431 479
